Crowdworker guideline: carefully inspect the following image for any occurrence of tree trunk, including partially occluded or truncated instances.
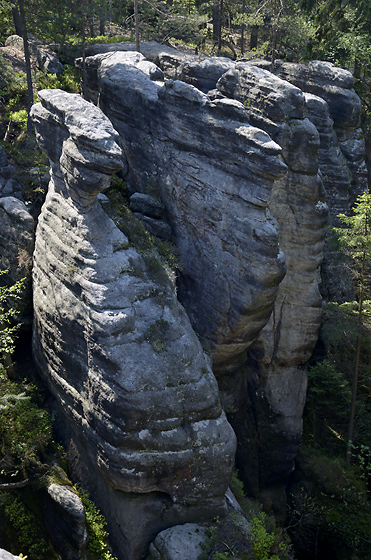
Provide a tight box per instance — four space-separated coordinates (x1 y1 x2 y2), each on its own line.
18 0 33 133
99 17 106 35
250 25 258 49
346 277 364 464
82 14 87 100
217 0 223 51
212 0 220 43
271 0 277 66
134 0 140 52
240 0 245 55
12 6 22 35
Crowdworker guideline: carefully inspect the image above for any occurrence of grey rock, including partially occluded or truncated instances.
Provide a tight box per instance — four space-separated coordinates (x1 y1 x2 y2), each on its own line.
0 550 23 560
134 213 172 240
216 61 327 504
149 523 208 560
0 146 8 168
0 196 34 327
84 51 287 382
2 179 23 200
130 192 165 218
85 41 234 92
264 60 367 301
43 482 88 560
31 89 236 560
5 34 64 74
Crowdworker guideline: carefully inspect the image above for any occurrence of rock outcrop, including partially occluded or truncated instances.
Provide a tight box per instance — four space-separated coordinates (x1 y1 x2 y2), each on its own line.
83 51 287 378
0 194 34 328
82 46 334 509
30 89 236 560
6 35 64 75
251 59 367 301
215 62 328 506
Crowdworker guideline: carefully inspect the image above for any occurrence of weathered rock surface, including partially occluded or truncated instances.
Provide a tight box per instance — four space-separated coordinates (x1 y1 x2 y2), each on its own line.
84 51 287 379
149 523 208 560
80 47 340 509
252 59 368 301
31 89 236 560
0 549 23 560
42 476 88 560
216 62 328 505
85 41 234 93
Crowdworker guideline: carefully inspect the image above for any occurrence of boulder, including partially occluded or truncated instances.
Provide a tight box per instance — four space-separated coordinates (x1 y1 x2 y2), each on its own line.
5 34 64 74
149 523 208 560
42 477 88 560
31 89 236 560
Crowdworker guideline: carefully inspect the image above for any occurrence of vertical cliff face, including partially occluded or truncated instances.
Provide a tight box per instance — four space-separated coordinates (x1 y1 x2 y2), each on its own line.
31 89 236 560
84 51 288 377
216 63 328 504
265 60 368 301
80 46 343 510
31 41 367 531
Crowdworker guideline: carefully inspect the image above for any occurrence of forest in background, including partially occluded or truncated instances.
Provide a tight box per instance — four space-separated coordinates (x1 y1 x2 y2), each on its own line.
1 1 371 559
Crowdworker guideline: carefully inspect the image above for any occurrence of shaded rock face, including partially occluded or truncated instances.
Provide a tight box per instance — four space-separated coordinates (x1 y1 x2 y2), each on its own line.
0 196 34 327
31 90 236 560
42 479 88 560
149 523 208 560
84 51 287 379
216 62 328 503
255 59 368 301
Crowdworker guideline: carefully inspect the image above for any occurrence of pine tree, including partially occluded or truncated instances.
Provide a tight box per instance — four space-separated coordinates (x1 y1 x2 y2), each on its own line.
331 193 371 463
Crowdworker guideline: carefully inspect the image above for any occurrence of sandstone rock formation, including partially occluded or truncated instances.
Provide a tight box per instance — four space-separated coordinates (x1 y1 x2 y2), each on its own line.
82 47 334 510
83 50 287 379
0 196 34 328
42 476 88 560
149 523 208 560
30 89 236 560
251 59 368 301
215 62 328 506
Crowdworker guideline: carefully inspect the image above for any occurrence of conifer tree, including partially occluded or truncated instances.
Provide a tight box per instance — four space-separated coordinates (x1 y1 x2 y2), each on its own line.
332 193 371 463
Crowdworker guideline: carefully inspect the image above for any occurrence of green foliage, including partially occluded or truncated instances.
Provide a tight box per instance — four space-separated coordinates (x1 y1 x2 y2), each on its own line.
145 318 170 352
331 193 371 288
288 446 371 560
0 377 53 479
3 494 55 560
104 179 181 276
77 488 117 560
36 65 81 93
0 271 26 359
304 360 351 450
251 512 284 560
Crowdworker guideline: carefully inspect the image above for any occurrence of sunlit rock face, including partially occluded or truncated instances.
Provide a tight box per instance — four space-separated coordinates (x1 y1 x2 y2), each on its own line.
31 89 236 560
84 51 287 378
216 63 328 506
82 48 333 511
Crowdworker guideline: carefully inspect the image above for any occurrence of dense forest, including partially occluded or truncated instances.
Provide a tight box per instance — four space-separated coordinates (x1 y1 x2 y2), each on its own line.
1 1 371 559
